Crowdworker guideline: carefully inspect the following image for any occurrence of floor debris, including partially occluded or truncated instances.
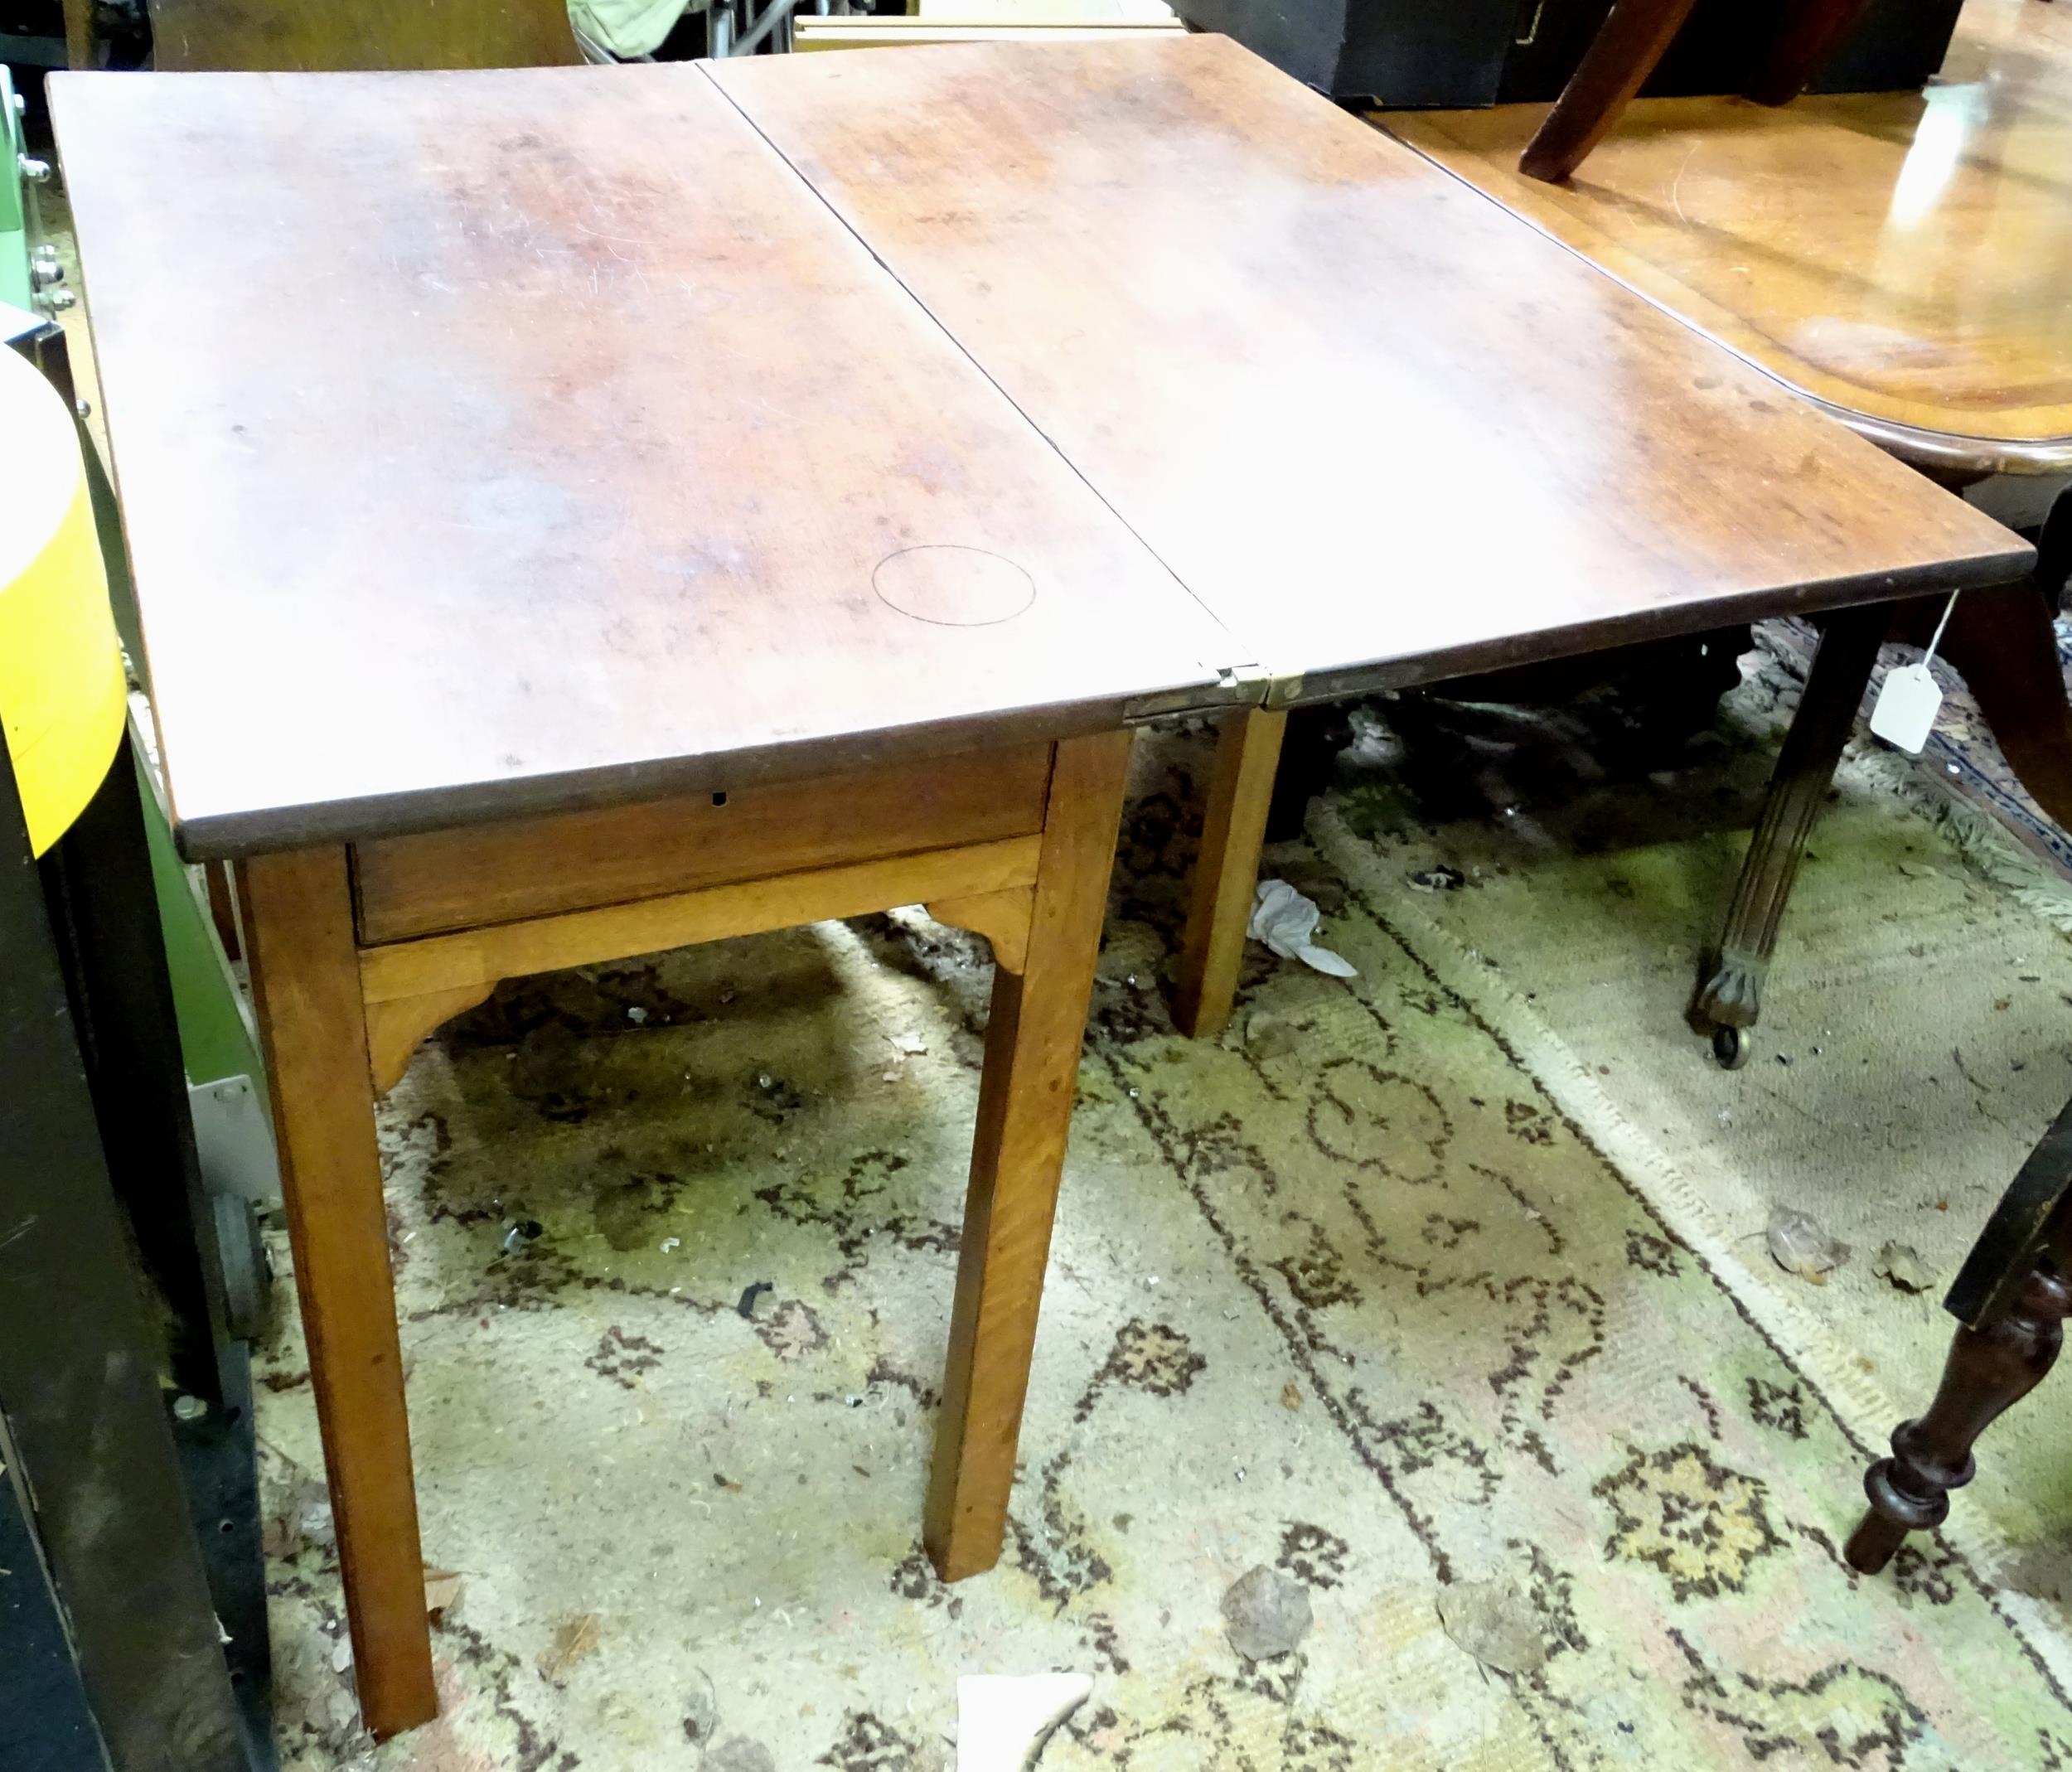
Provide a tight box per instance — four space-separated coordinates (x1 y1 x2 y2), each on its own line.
1245 1011 1300 1058
1436 1577 1547 1676
1221 1566 1313 1662
1249 881 1356 978
956 1672 1092 1771
1766 1207 1850 1285
680 1672 719 1748
1875 1241 1934 1293
258 1446 334 1560
703 1737 776 1772
1408 865 1466 892
537 1613 602 1686
424 1568 465 1622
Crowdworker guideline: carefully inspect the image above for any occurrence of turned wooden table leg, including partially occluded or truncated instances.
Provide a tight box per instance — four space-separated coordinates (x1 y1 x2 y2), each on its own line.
1847 1218 2072 1573
926 731 1131 1580
1690 601 1889 1068
1519 0 1702 182
240 849 438 1739
1174 706 1286 1041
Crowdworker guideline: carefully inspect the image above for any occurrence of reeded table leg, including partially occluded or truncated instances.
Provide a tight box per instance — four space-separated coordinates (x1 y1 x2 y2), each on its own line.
240 849 437 1740
1174 706 1286 1041
927 731 1131 1579
1690 601 1889 1068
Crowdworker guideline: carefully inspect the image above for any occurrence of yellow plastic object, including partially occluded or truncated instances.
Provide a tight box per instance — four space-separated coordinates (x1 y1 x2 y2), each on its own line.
0 345 123 856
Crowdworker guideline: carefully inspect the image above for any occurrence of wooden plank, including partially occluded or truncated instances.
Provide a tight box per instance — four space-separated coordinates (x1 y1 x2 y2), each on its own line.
1172 705 1285 1039
143 0 583 71
353 742 1053 942
51 65 1238 859
926 730 1130 1579
237 849 434 1739
1390 0 2072 470
709 37 2032 698
358 835 1045 1005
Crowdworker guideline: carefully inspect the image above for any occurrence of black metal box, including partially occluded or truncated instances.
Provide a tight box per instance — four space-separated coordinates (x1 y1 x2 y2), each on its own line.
1178 0 1967 107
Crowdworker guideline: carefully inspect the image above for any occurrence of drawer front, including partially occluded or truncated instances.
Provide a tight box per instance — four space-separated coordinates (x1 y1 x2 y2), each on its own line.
352 743 1054 944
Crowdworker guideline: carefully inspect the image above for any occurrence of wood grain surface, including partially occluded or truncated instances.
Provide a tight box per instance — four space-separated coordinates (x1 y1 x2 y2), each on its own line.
239 848 436 1738
1391 0 2072 471
356 835 1044 1005
51 65 1237 859
1172 706 1285 1039
710 36 2031 704
926 730 1132 1580
351 743 1053 942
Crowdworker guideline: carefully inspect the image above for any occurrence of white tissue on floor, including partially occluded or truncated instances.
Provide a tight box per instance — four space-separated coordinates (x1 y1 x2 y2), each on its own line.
1249 880 1357 978
956 1672 1093 1770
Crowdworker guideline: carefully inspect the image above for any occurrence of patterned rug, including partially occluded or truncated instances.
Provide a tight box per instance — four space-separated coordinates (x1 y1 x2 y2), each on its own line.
257 703 2072 1772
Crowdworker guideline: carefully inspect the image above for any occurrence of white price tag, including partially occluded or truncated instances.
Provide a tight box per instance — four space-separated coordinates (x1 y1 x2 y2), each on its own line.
1869 661 1943 755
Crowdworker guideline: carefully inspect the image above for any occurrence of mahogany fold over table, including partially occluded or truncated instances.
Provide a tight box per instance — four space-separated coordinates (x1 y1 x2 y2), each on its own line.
54 34 2027 1739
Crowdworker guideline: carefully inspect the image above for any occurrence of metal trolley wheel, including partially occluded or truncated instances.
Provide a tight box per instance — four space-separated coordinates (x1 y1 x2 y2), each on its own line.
1710 1024 1750 1070
213 1192 274 1343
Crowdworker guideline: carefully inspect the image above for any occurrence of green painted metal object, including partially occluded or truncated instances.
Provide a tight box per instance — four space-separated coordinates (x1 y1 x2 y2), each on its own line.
2 68 30 312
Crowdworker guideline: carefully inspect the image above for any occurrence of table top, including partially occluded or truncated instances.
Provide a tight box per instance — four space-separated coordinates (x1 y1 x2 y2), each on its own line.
712 36 2027 709
52 65 1240 859
1387 0 2072 475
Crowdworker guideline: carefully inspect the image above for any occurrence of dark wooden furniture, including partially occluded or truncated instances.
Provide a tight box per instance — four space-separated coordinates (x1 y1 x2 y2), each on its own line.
1165 0 1953 106
1848 1092 2072 1574
53 62 1242 1739
1519 0 1874 181
712 32 2030 1039
1392 0 2072 1063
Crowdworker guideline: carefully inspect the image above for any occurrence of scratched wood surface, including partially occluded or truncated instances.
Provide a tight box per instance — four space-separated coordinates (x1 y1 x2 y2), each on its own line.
51 66 1237 858
710 36 2031 704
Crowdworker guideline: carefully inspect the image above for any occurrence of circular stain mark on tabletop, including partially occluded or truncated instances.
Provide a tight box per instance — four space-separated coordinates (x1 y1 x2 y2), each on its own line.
873 545 1036 627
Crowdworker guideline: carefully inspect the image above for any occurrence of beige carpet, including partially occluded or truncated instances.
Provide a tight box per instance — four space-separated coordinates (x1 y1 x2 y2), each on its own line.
1327 634 2072 1618
258 655 2072 1771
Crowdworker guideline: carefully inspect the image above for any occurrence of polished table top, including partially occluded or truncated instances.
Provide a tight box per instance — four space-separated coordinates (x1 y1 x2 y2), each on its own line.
712 35 2027 707
51 66 1239 858
1388 0 2072 474
56 42 2030 862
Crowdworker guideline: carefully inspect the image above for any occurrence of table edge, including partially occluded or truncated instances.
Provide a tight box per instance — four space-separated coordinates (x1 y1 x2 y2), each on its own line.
167 679 1252 863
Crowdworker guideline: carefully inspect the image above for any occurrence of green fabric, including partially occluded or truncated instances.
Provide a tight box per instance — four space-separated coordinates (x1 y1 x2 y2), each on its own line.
566 0 690 58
